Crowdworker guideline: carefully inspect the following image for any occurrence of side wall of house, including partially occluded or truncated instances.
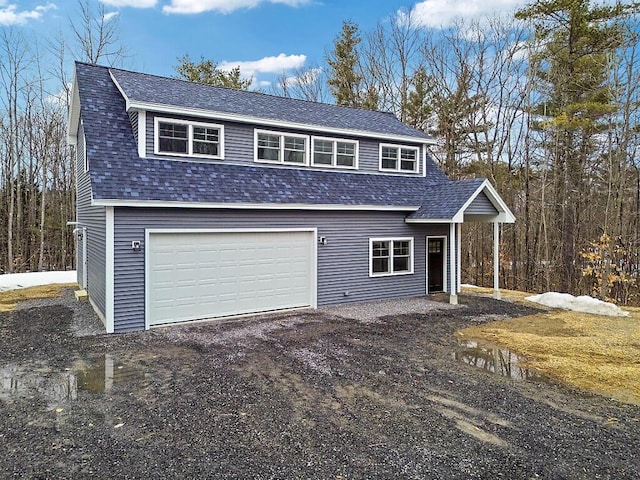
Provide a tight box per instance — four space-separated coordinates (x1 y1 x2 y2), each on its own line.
141 112 426 176
112 207 449 332
76 121 107 319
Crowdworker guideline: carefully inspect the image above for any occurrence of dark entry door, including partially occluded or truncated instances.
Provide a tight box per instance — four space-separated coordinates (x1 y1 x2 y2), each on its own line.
428 238 444 292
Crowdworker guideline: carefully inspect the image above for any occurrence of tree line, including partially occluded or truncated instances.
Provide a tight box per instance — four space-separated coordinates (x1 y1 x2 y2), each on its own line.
2 0 639 305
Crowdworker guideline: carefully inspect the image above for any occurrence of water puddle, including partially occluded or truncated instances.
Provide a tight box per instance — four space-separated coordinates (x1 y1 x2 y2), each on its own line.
0 354 147 406
455 339 544 382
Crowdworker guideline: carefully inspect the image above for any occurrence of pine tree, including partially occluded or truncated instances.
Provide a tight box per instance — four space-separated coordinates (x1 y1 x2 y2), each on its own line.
516 0 638 292
174 55 252 90
325 21 375 109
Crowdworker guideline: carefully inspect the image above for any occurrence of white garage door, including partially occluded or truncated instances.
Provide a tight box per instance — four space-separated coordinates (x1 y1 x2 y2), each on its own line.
147 230 315 326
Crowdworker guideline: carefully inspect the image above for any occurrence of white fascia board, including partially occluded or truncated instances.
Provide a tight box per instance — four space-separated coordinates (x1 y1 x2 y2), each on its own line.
125 99 437 146
452 179 516 224
405 218 453 224
92 199 420 211
67 72 81 145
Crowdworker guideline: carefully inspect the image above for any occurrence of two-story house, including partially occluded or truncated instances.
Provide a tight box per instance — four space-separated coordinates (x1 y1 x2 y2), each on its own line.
67 62 514 333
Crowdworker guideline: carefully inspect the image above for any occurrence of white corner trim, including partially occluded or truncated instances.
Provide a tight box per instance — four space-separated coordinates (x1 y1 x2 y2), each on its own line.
138 110 146 158
105 206 115 334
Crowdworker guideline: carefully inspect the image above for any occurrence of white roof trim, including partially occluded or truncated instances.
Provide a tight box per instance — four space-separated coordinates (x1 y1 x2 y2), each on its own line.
109 70 437 146
451 180 516 223
67 70 81 145
91 199 421 211
405 218 454 224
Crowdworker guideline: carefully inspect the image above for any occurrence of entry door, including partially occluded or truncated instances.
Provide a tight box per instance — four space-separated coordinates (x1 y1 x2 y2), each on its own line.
428 238 444 292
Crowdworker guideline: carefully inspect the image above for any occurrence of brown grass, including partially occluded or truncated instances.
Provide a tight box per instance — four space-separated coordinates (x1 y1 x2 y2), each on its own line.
458 287 640 406
0 284 78 312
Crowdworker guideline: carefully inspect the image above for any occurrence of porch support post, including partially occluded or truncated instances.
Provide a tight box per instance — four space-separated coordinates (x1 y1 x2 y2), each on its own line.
449 222 458 304
493 221 501 300
456 223 462 294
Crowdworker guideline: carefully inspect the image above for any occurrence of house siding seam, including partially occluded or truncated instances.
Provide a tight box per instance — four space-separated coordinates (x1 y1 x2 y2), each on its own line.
466 191 499 215
112 207 449 333
76 121 107 318
143 111 425 176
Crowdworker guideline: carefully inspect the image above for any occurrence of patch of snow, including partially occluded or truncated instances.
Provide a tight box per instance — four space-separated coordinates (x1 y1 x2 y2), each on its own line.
525 292 630 317
461 284 481 289
0 271 77 292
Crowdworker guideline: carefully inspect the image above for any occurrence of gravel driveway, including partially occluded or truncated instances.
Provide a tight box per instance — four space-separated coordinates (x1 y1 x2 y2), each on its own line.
1 291 639 479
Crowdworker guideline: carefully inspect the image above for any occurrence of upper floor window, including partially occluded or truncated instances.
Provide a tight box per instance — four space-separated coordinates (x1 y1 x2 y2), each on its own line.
379 144 419 173
255 130 309 166
312 137 358 169
155 117 224 159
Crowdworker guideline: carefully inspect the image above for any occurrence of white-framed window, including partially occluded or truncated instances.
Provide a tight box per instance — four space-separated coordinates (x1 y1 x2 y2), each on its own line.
154 117 224 159
369 237 414 277
254 130 309 166
379 144 419 173
311 136 359 169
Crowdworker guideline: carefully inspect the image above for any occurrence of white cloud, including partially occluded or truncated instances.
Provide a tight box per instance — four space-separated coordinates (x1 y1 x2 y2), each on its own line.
162 0 309 14
219 53 306 78
103 11 119 21
406 0 526 29
0 2 56 26
101 0 157 7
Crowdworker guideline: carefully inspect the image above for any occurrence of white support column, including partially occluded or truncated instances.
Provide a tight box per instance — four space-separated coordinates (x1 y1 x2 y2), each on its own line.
493 221 501 300
456 223 462 294
449 223 458 304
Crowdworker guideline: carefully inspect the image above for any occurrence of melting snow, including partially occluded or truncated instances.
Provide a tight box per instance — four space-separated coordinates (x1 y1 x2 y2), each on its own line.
525 292 629 317
0 271 77 292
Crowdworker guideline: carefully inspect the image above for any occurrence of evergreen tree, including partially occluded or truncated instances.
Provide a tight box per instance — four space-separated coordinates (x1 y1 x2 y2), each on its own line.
516 0 638 292
174 54 252 90
325 21 376 109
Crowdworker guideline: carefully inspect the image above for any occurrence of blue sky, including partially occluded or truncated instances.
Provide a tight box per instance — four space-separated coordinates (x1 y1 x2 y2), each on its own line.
2 0 529 88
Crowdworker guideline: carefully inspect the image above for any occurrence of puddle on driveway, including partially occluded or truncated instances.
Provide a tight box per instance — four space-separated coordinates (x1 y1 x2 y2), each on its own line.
455 339 544 382
0 354 147 406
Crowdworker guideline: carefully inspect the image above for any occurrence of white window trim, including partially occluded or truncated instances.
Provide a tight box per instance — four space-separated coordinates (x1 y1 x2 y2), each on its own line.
311 135 359 170
369 237 414 277
154 116 225 160
378 143 420 173
254 129 310 166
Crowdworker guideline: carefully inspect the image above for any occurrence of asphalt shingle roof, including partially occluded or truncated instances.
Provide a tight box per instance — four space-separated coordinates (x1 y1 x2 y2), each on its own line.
75 62 491 220
109 67 431 140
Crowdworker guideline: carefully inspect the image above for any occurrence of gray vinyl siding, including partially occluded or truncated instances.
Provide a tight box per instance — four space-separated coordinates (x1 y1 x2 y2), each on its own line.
112 207 449 332
144 111 424 176
466 192 499 215
76 121 107 318
128 110 138 144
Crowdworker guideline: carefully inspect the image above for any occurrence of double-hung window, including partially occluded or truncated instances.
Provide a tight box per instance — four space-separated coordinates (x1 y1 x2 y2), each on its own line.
379 144 419 173
369 238 414 276
255 130 309 165
155 118 224 159
311 137 358 169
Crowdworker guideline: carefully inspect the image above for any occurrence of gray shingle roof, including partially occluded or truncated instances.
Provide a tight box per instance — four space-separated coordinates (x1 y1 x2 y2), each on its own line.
109 67 431 140
75 62 493 219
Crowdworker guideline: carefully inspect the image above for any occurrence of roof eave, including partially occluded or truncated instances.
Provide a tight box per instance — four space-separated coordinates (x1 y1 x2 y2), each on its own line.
91 198 422 211
67 70 81 145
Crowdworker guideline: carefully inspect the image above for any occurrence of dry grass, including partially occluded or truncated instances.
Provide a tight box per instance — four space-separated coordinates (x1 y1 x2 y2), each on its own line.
0 284 77 312
458 288 640 406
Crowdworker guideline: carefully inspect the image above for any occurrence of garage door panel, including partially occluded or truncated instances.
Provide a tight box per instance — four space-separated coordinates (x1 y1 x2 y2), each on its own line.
148 231 314 326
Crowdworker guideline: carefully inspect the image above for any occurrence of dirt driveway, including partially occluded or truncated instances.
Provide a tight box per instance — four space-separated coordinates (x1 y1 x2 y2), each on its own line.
1 291 639 479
